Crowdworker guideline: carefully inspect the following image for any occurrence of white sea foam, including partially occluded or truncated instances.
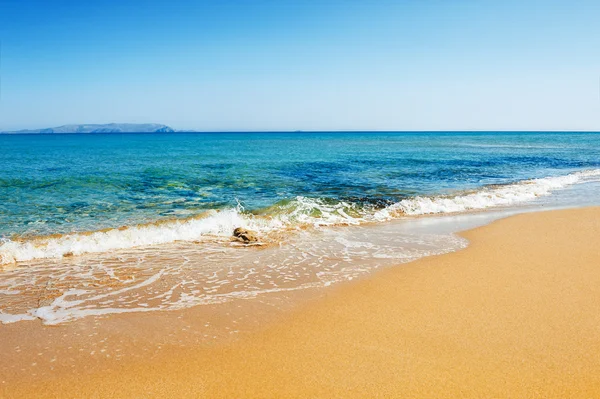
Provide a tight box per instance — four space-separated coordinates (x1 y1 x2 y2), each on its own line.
1 169 599 265
0 225 468 325
0 311 36 324
0 207 283 264
375 169 600 218
277 196 367 226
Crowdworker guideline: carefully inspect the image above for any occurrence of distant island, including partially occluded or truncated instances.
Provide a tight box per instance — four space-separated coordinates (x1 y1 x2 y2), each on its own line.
2 123 175 134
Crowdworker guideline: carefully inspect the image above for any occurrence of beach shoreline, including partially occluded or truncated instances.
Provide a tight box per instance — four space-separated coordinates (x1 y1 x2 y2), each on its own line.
2 207 600 398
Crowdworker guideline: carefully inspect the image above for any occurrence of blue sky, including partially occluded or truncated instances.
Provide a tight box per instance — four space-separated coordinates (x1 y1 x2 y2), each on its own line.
1 0 599 131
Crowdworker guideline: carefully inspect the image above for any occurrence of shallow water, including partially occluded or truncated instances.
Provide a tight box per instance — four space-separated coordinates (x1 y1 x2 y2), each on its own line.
1 132 600 324
2 132 600 238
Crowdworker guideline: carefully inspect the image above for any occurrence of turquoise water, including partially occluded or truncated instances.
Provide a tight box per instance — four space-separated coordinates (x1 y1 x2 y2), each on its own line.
2 131 600 324
2 132 600 239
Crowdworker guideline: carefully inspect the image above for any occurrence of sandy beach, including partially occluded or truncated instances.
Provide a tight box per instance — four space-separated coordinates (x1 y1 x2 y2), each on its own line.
3 207 600 398
4 0 600 396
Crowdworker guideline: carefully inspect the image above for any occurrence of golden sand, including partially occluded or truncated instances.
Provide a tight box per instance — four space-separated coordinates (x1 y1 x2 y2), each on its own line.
3 207 600 398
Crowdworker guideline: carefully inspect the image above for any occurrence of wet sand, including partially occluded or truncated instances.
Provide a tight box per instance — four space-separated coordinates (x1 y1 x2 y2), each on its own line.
3 207 600 398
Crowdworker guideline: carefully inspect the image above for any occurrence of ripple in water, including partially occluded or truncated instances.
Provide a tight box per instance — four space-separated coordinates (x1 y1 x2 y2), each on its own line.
0 225 467 325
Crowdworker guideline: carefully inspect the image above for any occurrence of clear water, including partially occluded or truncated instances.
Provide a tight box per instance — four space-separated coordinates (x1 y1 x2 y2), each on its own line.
2 132 600 238
1 132 600 324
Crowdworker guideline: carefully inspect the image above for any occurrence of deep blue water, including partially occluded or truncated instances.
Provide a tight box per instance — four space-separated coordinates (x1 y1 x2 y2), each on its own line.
1 131 600 238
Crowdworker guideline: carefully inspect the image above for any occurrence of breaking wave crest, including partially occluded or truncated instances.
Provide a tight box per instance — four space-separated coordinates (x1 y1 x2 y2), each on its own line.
376 169 600 217
0 207 282 264
2 169 599 265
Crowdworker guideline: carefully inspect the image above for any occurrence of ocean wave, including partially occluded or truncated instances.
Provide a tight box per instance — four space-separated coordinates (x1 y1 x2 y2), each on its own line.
375 169 600 217
0 206 283 264
1 169 599 264
460 143 569 149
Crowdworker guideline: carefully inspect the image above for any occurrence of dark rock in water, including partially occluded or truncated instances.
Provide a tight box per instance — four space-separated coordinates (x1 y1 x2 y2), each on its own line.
233 227 258 243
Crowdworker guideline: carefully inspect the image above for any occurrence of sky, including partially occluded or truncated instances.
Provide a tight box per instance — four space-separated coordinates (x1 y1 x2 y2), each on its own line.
0 0 599 131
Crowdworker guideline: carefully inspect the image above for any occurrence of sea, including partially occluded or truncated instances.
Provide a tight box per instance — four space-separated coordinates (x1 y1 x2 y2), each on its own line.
1 132 600 324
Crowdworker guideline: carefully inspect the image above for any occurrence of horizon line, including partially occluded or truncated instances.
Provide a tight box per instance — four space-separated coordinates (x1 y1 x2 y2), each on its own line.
2 129 600 134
